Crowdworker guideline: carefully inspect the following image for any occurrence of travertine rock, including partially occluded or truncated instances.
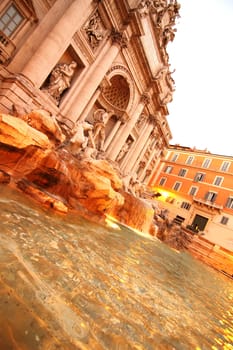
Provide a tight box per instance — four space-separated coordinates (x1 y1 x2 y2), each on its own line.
0 114 51 149
0 112 155 233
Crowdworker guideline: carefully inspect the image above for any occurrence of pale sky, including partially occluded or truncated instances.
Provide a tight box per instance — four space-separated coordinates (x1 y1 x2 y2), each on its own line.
167 0 233 156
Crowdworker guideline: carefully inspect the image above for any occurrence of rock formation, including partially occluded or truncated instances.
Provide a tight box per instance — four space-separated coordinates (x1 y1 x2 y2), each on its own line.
0 111 155 234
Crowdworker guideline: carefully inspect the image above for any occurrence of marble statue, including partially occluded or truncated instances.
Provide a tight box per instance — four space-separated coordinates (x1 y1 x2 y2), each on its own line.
43 61 77 105
92 109 110 151
116 138 133 162
69 120 93 155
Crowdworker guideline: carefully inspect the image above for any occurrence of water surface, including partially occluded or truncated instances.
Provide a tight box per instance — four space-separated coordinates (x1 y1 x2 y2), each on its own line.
0 185 232 349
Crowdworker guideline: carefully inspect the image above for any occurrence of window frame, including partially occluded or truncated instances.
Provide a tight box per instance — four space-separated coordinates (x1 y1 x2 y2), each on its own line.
0 3 24 37
202 158 211 169
186 156 194 165
213 176 224 186
189 186 198 196
225 197 233 209
173 181 182 191
205 191 218 203
221 161 230 172
159 177 167 186
178 168 187 177
171 153 178 162
181 201 191 210
194 172 206 182
164 165 173 174
220 216 229 225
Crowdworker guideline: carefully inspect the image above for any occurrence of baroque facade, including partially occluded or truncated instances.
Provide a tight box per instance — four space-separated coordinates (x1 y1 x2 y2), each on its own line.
0 0 180 189
149 145 233 251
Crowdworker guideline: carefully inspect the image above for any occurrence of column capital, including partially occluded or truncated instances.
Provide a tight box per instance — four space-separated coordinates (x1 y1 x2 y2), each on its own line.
140 93 150 105
148 114 158 126
111 29 128 49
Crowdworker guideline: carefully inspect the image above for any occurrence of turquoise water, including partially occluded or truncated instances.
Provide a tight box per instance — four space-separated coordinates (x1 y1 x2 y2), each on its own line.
0 185 232 350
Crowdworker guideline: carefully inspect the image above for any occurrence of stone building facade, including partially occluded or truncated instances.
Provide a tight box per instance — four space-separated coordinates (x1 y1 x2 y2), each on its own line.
149 145 233 251
0 0 180 187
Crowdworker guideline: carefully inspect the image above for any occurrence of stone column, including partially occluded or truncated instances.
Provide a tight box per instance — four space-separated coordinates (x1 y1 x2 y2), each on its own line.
131 135 152 173
104 120 122 150
9 0 76 72
65 31 128 123
79 88 101 122
20 0 92 88
138 147 158 181
122 120 154 173
107 93 150 160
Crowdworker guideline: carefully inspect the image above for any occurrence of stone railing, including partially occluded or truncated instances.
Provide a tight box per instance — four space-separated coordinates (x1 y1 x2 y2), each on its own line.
193 197 223 211
0 30 16 64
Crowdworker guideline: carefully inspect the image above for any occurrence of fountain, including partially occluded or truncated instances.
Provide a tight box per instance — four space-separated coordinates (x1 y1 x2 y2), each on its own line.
0 110 155 234
0 185 232 349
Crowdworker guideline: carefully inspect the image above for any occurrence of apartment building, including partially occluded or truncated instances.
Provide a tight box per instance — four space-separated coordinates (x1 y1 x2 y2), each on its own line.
149 145 233 251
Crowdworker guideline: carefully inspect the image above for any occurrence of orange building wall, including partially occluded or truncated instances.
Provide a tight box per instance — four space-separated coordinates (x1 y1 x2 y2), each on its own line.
149 146 233 251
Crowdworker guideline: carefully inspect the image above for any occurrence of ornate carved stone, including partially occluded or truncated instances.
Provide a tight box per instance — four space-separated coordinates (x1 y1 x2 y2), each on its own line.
139 161 146 169
69 120 94 155
137 0 152 17
116 136 134 162
111 30 128 49
140 92 150 105
148 113 158 125
84 11 105 50
159 91 173 105
136 113 147 130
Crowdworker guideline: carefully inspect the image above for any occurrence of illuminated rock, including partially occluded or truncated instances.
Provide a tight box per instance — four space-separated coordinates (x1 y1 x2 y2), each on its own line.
0 112 155 233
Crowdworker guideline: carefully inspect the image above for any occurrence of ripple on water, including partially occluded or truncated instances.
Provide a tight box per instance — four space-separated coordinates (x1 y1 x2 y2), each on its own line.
0 185 233 350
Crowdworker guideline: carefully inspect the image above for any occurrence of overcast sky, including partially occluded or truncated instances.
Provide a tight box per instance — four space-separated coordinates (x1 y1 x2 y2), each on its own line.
166 0 233 156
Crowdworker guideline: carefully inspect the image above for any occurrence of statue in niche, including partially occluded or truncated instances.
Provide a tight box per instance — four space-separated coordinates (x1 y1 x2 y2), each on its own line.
128 174 142 198
84 12 104 49
43 61 77 105
116 137 133 162
92 109 112 151
136 113 147 130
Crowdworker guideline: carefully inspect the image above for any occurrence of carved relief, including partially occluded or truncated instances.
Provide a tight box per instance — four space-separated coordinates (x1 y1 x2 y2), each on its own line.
42 61 77 105
111 30 128 49
136 113 147 130
140 92 150 105
148 113 159 126
159 91 173 105
84 11 105 50
137 1 181 53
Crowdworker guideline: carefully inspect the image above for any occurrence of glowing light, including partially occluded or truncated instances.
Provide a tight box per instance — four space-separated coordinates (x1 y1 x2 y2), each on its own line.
105 215 121 230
